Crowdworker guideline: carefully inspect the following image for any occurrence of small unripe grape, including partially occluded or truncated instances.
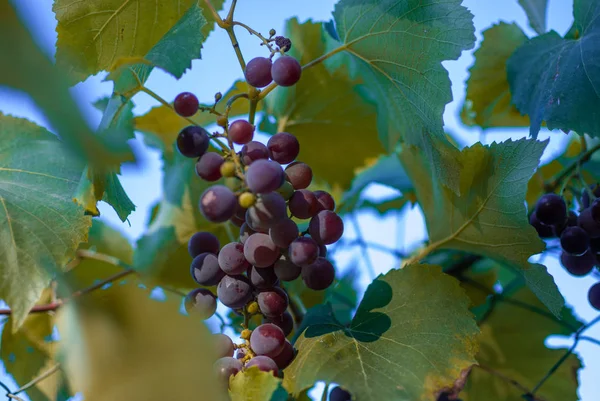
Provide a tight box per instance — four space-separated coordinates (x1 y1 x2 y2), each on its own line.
247 301 260 315
220 161 236 178
239 192 257 209
216 115 228 127
241 329 252 340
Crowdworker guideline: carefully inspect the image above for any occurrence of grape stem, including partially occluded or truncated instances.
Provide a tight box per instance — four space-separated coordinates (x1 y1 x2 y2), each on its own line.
0 250 136 316
202 0 226 28
231 21 275 53
545 142 600 193
13 364 60 396
320 383 330 401
224 0 237 23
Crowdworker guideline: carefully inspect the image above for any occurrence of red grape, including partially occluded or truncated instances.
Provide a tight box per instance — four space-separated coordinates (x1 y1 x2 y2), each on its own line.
560 251 595 276
243 233 280 267
214 357 242 385
249 323 285 357
314 190 335 211
246 160 285 194
301 257 335 290
578 208 600 238
184 288 217 319
218 242 251 275
274 255 302 281
309 210 344 245
196 152 224 182
289 237 320 266
285 162 312 189
245 57 273 88
535 194 567 226
177 126 210 158
257 287 289 318
240 222 257 243
174 92 199 117
289 190 320 219
530 212 554 238
188 231 220 258
199 185 237 223
241 141 269 165
245 356 278 376
271 56 302 87
190 253 225 286
265 311 294 337
248 265 279 289
247 192 288 229
560 226 590 256
217 275 253 309
271 340 295 369
267 132 299 164
214 333 235 358
269 219 299 248
229 120 255 145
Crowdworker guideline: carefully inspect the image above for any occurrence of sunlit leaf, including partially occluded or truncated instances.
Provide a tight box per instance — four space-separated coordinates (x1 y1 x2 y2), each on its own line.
229 367 285 401
284 265 479 401
0 114 91 329
400 138 564 315
507 0 600 138
461 23 530 129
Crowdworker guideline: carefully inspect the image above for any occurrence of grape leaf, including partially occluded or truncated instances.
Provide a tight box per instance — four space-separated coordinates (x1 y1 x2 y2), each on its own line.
518 0 549 34
338 153 413 213
0 290 70 401
262 19 385 190
507 0 600 138
134 80 257 155
332 0 476 193
461 23 530 129
229 367 285 401
56 285 227 401
0 114 91 330
53 0 222 82
0 1 132 171
134 152 232 289
463 287 581 401
399 138 565 316
284 264 479 401
358 195 414 216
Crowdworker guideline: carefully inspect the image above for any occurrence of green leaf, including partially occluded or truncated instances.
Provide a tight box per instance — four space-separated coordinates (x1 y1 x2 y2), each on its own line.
53 0 222 82
463 286 581 401
338 153 413 213
263 19 385 190
56 285 227 401
284 264 479 400
461 23 530 129
507 0 600 138
0 1 132 171
399 138 565 315
134 80 257 155
134 152 232 289
358 195 413 216
65 220 133 290
332 0 476 193
229 367 285 401
0 289 69 401
518 0 549 34
0 114 91 329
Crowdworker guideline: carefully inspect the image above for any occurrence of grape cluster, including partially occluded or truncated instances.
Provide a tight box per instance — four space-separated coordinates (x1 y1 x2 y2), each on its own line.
530 189 600 311
174 64 344 384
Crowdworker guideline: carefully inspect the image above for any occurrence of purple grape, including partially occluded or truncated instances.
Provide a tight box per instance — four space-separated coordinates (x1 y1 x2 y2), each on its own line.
269 219 299 248
188 232 220 258
313 190 336 212
218 242 251 275
230 213 245 227
196 152 224 182
330 387 352 401
301 257 335 290
578 208 600 238
271 56 302 87
529 212 554 238
229 120 254 145
581 184 600 208
241 141 269 165
592 198 600 223
289 190 320 219
184 288 217 319
285 162 312 189
560 226 590 256
265 311 294 337
249 324 285 357
554 210 578 236
190 253 225 286
589 282 600 310
246 160 285 194
271 340 295 369
244 233 280 268
318 243 327 257
217 275 253 309
289 237 320 266
560 251 596 276
245 356 279 376
214 357 242 385
309 210 344 245
535 194 567 226
177 126 210 158
245 57 273 88
247 192 288 229
257 287 289 318
240 222 257 244
274 255 302 281
248 265 279 289
214 333 235 358
267 132 300 164
174 92 199 117
199 185 237 223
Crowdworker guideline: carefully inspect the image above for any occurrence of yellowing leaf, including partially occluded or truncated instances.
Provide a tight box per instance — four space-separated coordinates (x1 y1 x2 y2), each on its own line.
284 265 479 401
229 367 285 401
461 23 530 129
464 287 581 401
0 114 91 329
54 0 224 82
400 138 564 315
56 285 227 401
263 19 385 190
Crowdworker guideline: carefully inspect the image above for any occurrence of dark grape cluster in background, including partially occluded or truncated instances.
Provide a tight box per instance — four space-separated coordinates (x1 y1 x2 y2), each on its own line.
174 50 345 386
530 187 600 311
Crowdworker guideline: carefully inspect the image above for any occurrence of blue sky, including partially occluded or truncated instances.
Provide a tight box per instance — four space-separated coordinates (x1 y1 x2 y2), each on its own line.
1 0 599 400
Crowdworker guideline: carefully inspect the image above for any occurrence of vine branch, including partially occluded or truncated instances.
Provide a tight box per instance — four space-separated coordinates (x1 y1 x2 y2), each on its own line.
544 142 600 193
